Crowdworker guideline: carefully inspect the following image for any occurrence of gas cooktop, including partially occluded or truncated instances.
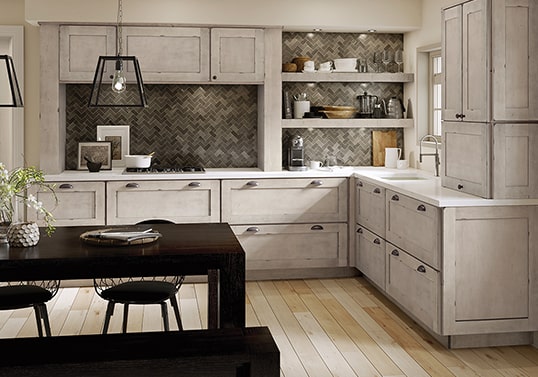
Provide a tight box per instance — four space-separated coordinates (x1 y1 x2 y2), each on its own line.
123 166 205 174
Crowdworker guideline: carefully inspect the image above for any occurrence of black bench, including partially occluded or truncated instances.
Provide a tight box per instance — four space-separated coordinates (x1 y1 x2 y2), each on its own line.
0 326 279 377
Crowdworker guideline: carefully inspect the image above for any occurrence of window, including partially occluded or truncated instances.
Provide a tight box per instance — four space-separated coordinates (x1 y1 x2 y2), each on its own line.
430 51 442 137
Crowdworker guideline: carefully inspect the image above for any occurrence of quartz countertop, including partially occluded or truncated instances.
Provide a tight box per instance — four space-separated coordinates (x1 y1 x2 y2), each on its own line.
44 167 538 208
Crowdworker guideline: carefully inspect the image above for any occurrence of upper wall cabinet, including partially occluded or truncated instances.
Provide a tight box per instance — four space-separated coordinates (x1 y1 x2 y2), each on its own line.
210 28 265 83
59 25 116 83
121 27 210 83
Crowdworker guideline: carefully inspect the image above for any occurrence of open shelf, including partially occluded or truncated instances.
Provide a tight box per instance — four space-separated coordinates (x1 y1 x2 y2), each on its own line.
282 72 414 83
281 118 414 129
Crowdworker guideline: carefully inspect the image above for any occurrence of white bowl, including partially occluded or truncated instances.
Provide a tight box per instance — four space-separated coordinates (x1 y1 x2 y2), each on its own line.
124 154 152 168
333 58 357 70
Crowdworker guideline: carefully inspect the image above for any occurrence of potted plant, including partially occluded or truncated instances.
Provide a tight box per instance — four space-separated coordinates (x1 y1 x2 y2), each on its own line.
0 162 56 246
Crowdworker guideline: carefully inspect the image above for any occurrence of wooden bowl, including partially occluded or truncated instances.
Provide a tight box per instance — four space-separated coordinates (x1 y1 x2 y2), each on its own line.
282 63 298 72
292 57 310 72
320 106 358 119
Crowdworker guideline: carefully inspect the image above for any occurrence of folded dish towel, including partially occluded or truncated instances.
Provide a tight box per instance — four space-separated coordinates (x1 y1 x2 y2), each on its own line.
85 228 162 242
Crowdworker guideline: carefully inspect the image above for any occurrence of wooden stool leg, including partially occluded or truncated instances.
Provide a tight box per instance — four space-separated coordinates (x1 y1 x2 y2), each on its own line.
39 304 52 337
169 294 183 330
33 305 44 337
122 303 129 333
161 302 169 331
102 301 115 334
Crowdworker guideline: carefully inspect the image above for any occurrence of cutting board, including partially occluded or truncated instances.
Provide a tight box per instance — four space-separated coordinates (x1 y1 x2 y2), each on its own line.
372 130 398 166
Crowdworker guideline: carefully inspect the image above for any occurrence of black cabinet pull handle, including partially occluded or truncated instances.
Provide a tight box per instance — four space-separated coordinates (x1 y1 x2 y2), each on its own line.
188 182 201 187
417 204 426 212
246 181 259 187
246 227 260 233
373 238 381 245
391 249 399 256
59 183 73 189
417 265 427 273
311 225 324 231
212 75 217 80
311 180 323 186
357 228 363 234
357 181 363 187
457 184 464 190
373 188 381 194
126 183 140 188
391 194 399 201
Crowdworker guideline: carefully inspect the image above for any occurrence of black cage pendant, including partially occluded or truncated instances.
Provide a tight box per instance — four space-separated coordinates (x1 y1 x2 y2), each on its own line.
0 55 24 108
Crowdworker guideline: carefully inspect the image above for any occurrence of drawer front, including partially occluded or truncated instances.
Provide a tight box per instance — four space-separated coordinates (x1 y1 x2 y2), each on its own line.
28 182 106 226
222 178 348 224
356 178 385 237
356 225 386 290
386 190 440 269
232 223 348 270
386 243 440 332
106 180 220 225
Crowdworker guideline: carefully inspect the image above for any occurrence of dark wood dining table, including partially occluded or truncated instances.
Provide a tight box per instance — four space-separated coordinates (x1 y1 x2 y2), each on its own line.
0 223 245 329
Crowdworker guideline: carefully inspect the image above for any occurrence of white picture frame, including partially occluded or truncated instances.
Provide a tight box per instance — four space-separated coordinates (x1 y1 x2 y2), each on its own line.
96 125 130 167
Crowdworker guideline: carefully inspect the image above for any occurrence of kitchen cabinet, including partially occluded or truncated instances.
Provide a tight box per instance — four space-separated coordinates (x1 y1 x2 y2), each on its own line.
442 205 538 335
386 242 440 332
27 181 106 226
59 25 116 83
210 28 265 83
232 223 348 270
221 178 348 224
442 121 491 198
355 179 385 237
355 226 386 290
121 27 210 83
106 180 220 225
386 189 441 269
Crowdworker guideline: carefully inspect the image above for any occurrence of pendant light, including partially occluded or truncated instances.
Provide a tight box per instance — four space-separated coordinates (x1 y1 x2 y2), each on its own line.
88 0 147 107
0 55 23 108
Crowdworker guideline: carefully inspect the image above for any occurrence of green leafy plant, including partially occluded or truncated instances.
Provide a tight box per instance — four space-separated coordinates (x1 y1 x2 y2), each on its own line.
0 162 56 236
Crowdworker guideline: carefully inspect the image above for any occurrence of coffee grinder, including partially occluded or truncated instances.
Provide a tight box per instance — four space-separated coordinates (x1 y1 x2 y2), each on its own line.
288 135 307 171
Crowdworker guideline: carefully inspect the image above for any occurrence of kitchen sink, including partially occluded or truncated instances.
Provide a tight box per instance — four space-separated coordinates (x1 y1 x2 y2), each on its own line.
379 175 430 181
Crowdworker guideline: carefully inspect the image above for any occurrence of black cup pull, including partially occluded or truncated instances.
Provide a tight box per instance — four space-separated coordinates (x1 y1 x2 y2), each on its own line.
417 204 426 212
311 225 324 231
246 227 260 233
391 249 399 256
246 181 259 187
59 183 73 189
417 265 427 273
126 183 140 188
188 182 201 187
373 238 381 245
357 228 363 234
311 180 323 186
357 181 363 187
373 188 381 194
391 194 399 201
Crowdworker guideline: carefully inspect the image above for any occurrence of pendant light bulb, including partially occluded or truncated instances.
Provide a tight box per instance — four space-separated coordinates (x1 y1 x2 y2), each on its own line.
112 59 126 93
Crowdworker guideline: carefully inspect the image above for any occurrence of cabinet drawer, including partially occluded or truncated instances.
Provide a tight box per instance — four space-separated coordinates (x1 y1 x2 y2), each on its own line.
28 182 106 226
106 180 220 225
386 243 440 332
356 225 386 291
232 223 348 270
355 178 385 237
386 190 440 269
222 178 348 224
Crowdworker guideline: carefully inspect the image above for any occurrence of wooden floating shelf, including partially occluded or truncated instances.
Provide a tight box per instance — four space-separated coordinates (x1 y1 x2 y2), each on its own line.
281 118 414 129
282 72 414 83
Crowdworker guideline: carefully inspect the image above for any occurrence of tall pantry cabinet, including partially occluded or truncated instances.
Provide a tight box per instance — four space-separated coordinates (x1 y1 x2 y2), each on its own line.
441 0 538 198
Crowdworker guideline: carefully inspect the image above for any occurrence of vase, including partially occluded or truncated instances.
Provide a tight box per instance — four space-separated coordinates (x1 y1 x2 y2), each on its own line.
6 222 40 247
0 222 9 244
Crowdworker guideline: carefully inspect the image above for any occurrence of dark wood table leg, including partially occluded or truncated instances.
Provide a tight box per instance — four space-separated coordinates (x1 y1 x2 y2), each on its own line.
207 269 219 329
218 254 245 328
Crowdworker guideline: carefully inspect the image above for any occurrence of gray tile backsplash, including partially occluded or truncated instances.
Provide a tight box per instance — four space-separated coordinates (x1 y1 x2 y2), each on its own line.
64 32 405 170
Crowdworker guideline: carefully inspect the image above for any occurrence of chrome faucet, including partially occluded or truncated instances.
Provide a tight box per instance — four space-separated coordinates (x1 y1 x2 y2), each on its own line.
419 134 440 177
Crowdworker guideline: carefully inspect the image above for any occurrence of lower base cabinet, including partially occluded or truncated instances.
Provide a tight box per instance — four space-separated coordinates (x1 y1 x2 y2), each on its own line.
232 223 348 270
386 242 440 333
355 225 386 290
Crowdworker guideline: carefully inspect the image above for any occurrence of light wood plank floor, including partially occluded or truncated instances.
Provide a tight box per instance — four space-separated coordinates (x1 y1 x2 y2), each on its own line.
1 277 537 377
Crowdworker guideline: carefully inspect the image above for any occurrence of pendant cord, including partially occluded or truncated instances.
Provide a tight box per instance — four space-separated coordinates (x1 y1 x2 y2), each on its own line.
117 0 123 57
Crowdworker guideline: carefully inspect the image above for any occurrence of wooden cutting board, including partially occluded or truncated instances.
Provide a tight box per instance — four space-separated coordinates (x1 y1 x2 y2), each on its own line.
372 130 398 166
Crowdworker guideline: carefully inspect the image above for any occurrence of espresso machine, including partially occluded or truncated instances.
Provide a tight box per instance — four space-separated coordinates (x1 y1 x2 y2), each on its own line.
287 135 307 171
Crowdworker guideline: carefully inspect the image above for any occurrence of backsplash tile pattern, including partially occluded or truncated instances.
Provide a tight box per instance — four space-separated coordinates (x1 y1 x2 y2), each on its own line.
65 84 258 169
282 128 404 167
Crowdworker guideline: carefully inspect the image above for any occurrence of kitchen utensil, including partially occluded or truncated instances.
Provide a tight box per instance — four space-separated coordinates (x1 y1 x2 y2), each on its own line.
387 97 405 119
293 93 307 101
282 63 298 72
384 147 402 168
397 159 409 169
310 160 322 169
293 100 310 119
84 156 102 172
373 98 387 118
125 154 153 168
324 155 338 167
292 56 310 72
395 49 403 72
333 58 357 71
372 130 398 166
320 106 357 119
382 50 392 72
356 92 378 118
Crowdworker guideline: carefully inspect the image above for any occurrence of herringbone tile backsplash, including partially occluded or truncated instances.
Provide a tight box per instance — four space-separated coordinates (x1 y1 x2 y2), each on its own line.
65 32 404 169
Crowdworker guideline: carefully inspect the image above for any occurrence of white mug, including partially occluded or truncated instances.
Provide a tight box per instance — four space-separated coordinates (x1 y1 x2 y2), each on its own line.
397 159 409 169
384 147 402 168
294 100 310 119
310 160 322 169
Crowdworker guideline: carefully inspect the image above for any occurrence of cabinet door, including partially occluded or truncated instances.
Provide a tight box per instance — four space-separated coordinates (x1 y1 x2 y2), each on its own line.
442 121 491 198
356 226 386 290
442 4 463 120
210 28 264 82
106 180 220 225
492 0 538 120
355 178 385 237
221 178 348 224
59 25 116 83
443 206 537 334
493 123 538 198
232 223 348 270
386 190 441 269
386 243 440 333
27 182 106 226
122 27 210 83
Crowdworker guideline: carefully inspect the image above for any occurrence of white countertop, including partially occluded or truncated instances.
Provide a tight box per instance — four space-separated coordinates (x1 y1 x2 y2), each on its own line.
45 167 538 208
